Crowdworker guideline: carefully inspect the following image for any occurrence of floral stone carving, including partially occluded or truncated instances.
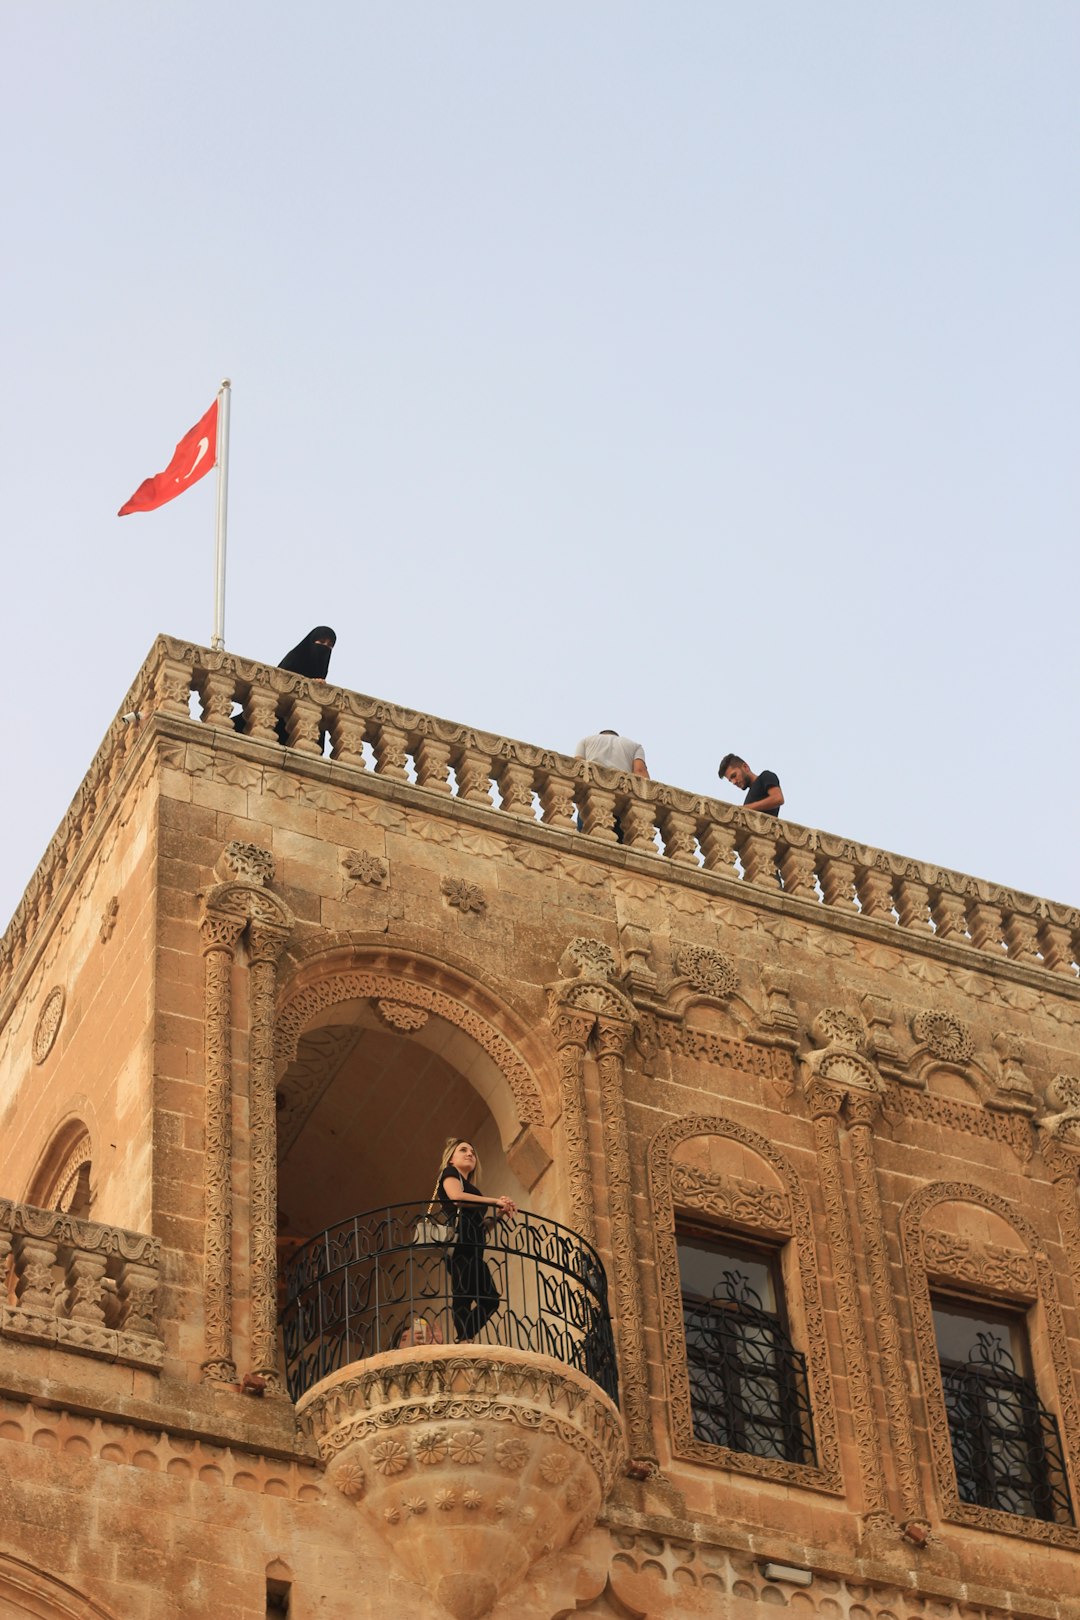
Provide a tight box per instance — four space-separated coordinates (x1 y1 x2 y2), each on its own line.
558 937 618 982
343 850 387 893
296 1346 624 1620
441 876 487 914
913 1009 974 1065
214 840 275 886
673 943 737 999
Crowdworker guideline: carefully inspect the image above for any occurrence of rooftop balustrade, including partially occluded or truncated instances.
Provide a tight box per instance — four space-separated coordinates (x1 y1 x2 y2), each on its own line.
2 634 1077 999
281 1202 619 1406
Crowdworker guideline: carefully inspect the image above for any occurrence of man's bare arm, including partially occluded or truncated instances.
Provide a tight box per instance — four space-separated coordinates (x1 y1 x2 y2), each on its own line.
632 757 649 779
747 785 784 814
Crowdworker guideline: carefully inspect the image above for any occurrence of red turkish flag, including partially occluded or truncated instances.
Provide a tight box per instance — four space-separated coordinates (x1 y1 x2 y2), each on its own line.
118 400 218 515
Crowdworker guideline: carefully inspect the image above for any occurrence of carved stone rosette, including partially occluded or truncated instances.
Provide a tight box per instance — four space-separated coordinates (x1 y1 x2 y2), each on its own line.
298 1346 624 1620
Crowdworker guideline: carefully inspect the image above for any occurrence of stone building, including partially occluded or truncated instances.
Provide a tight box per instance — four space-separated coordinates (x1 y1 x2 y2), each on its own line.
2 634 1079 1620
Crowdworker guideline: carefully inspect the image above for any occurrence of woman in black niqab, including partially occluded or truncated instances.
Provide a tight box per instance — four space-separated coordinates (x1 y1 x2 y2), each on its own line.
278 626 337 681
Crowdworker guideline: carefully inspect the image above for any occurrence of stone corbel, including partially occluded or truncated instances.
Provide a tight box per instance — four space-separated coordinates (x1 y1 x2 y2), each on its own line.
801 1008 886 1104
991 1030 1036 1115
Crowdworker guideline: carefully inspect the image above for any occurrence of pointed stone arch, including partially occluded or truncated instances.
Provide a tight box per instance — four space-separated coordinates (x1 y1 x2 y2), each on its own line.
23 1116 94 1216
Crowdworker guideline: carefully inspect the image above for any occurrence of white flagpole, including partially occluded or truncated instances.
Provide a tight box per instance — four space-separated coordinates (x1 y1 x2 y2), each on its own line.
211 378 231 650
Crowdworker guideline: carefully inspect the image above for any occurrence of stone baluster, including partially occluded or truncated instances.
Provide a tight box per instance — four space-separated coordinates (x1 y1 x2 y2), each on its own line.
413 734 454 793
816 837 858 910
371 718 410 779
929 878 969 942
775 828 817 899
154 655 193 718
854 857 896 923
895 866 933 933
577 781 619 843
1039 907 1079 978
198 668 237 729
735 823 778 887
452 742 495 806
1001 898 1042 966
495 756 536 819
698 813 738 877
116 1257 159 1339
656 803 698 866
537 767 579 831
282 689 325 755
244 681 282 745
12 1231 60 1316
617 791 657 854
63 1244 109 1325
328 705 368 767
965 889 1005 955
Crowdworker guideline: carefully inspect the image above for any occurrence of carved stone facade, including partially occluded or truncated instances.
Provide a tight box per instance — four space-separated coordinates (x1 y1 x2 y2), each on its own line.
1 635 1079 1618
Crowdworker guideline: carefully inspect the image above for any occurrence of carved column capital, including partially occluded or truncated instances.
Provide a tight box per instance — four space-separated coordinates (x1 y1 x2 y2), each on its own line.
804 1077 844 1121
593 1016 633 1061
547 1002 596 1051
844 1090 883 1130
200 910 245 955
1041 1135 1080 1186
248 921 291 966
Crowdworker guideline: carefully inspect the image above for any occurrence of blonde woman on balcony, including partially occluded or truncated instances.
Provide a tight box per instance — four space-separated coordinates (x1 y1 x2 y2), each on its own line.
433 1138 517 1343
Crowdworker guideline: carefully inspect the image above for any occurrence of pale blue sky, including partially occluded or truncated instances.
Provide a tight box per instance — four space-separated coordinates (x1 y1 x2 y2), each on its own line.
2 2 1077 927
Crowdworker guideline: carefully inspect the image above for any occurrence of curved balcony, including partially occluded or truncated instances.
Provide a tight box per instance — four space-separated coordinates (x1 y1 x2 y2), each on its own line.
282 1206 624 1620
281 1202 619 1406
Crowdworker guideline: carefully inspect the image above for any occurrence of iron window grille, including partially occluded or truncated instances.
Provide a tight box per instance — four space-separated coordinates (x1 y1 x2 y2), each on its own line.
682 1268 815 1466
939 1328 1074 1524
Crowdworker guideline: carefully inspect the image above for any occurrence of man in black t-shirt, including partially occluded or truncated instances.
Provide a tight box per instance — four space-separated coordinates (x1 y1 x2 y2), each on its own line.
718 753 784 817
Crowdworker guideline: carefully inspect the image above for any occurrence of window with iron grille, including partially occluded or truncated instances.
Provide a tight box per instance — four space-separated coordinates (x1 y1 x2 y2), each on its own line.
933 1300 1074 1525
677 1230 815 1466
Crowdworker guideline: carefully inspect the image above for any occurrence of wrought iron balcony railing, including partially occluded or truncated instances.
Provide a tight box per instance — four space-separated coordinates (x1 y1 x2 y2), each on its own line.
281 1202 619 1406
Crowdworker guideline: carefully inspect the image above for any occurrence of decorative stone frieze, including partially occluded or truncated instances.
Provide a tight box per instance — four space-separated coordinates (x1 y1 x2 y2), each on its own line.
375 1000 429 1032
298 1347 623 1620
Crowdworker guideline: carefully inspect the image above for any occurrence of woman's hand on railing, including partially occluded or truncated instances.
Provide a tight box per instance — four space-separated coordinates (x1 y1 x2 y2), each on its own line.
494 1196 517 1220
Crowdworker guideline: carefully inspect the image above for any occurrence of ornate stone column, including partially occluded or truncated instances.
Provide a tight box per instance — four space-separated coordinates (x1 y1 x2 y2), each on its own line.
248 919 292 1386
1039 1109 1080 1299
805 1077 890 1528
844 1089 925 1530
546 1000 598 1247
199 909 245 1381
594 1014 654 1467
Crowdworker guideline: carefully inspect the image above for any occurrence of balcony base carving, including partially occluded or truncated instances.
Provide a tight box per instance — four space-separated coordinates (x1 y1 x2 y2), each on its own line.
297 1345 624 1620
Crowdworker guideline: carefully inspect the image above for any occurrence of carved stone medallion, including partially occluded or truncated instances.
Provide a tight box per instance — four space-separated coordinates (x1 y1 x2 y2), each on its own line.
32 987 65 1064
674 944 737 999
913 1009 974 1064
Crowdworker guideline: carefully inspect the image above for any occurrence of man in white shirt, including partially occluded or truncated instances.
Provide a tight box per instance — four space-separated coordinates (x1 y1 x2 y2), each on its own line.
574 730 650 778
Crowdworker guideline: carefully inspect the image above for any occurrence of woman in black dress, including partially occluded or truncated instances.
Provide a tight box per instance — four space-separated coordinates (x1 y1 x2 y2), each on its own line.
434 1138 517 1343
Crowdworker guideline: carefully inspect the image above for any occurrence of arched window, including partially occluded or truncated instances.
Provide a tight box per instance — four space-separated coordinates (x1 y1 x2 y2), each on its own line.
649 1116 842 1494
902 1183 1080 1545
25 1121 93 1217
